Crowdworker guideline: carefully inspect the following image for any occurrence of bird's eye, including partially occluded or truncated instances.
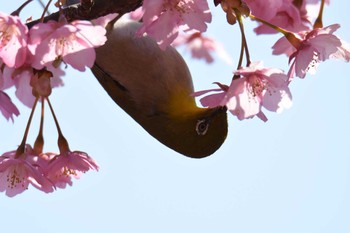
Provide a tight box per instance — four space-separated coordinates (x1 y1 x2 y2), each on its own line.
196 119 209 136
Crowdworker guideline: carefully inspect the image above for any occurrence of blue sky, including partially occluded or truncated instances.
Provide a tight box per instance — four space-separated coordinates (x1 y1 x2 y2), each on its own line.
1 1 350 233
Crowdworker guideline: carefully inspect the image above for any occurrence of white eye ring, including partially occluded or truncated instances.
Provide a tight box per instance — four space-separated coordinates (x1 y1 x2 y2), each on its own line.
196 119 209 136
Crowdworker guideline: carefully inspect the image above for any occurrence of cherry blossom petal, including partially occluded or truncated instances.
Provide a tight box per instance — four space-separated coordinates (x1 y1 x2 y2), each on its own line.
139 11 180 50
72 20 107 48
227 77 262 119
308 34 342 60
0 91 20 121
272 37 297 57
263 74 293 112
200 90 227 108
13 68 36 108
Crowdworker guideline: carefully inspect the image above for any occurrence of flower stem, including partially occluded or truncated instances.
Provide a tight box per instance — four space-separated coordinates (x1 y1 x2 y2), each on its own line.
236 9 251 67
11 0 33 16
47 97 70 153
250 14 290 35
40 0 53 23
235 24 245 74
34 97 45 154
16 97 39 157
249 14 302 49
314 0 325 29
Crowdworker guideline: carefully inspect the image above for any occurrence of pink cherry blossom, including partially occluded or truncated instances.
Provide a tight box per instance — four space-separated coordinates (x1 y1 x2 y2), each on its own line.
173 32 233 64
36 152 73 189
273 24 350 78
0 12 28 68
137 0 212 49
45 150 99 189
228 62 292 119
0 145 55 197
195 62 292 121
29 18 107 72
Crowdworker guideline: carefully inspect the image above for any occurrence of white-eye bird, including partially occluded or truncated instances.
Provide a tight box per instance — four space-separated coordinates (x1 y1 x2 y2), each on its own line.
91 20 228 158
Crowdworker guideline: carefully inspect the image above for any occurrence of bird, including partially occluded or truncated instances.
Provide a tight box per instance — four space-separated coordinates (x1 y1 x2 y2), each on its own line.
91 19 228 158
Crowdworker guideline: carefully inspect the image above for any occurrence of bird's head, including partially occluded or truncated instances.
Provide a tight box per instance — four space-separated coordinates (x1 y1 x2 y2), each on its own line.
140 87 228 158
166 106 228 158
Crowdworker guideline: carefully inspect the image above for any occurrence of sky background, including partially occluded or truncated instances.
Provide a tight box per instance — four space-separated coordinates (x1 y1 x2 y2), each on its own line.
1 1 350 233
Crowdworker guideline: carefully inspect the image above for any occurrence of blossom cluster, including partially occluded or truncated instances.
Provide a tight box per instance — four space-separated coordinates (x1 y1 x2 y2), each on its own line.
1 0 350 196
0 12 108 116
0 3 114 196
0 144 98 197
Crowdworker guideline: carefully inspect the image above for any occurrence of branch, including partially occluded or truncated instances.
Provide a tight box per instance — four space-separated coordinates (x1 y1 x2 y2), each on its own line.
27 0 143 28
